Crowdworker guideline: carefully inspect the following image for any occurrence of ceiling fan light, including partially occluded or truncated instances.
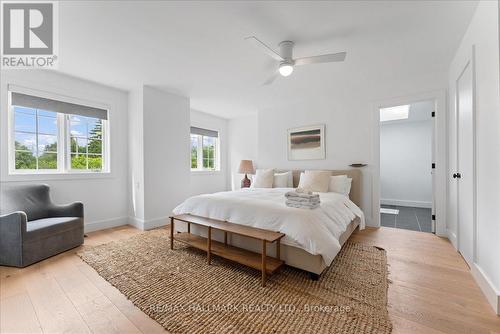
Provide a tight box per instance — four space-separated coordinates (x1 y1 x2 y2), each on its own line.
279 64 293 77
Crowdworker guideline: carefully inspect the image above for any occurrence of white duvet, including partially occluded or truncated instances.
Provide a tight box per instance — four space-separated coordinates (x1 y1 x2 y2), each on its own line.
172 188 365 265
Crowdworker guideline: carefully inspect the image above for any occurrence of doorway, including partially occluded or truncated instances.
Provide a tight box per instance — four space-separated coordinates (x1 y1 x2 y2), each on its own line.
379 101 435 233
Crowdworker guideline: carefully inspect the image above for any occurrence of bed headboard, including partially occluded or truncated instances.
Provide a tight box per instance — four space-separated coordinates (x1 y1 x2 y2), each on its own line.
276 169 362 207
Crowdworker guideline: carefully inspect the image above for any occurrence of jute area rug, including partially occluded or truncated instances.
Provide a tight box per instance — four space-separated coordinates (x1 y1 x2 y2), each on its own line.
78 229 392 334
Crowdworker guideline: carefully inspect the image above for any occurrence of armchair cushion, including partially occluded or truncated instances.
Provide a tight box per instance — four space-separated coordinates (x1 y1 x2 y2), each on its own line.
1 185 51 221
25 217 83 242
48 202 84 218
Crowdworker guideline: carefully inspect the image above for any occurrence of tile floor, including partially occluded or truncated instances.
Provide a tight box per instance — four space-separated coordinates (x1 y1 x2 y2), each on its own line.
380 205 433 232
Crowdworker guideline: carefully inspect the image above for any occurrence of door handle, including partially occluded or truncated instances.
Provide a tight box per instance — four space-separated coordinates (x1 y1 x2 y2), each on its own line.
453 173 462 179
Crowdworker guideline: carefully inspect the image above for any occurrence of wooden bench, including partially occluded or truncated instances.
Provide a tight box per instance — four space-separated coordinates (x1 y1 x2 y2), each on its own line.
169 214 285 287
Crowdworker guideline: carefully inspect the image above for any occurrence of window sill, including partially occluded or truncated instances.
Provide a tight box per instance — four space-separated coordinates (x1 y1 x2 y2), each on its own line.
2 171 114 182
191 170 222 176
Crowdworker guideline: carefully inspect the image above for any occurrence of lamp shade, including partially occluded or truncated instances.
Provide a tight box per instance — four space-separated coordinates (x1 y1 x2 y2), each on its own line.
238 160 254 174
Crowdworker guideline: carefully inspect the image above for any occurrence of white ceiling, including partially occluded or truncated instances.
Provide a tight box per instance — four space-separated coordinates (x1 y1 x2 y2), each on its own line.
57 1 478 118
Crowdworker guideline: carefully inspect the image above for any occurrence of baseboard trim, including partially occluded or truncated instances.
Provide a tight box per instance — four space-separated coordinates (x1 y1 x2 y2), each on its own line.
142 216 170 230
471 263 500 315
365 216 376 227
128 217 145 230
447 229 458 249
380 198 432 208
128 216 170 231
84 216 129 233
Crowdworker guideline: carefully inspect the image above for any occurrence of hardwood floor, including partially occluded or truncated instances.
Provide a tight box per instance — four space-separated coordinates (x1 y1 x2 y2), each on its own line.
1 225 499 334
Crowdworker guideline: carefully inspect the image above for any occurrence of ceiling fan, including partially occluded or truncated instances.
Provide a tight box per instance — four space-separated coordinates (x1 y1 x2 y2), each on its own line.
245 36 347 85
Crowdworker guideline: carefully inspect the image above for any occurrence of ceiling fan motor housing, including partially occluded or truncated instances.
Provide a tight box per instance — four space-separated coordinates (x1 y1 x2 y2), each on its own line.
279 41 294 61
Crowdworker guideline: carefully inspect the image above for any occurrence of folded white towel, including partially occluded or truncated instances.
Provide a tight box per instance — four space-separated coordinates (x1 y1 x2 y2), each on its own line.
295 187 312 194
286 200 320 209
285 191 320 200
286 197 320 204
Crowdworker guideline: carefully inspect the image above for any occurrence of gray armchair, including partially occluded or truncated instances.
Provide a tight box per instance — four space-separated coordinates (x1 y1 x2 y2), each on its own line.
0 184 84 267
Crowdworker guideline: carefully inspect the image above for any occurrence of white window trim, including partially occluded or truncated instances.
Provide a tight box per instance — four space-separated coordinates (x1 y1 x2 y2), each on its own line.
190 131 220 173
7 86 111 178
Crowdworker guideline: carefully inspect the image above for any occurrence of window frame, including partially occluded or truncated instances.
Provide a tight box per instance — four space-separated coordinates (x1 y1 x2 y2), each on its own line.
190 129 220 173
66 114 107 173
11 107 63 173
7 88 110 176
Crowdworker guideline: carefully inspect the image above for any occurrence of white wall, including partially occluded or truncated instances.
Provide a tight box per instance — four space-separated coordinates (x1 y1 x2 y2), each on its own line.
129 92 228 229
380 120 433 208
139 86 190 228
0 70 129 232
190 109 229 195
229 71 448 226
447 0 500 313
128 88 144 221
228 114 258 190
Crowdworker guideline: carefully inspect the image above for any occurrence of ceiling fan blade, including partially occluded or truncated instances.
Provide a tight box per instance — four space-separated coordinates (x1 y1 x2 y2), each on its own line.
294 52 346 66
263 72 279 85
245 36 284 61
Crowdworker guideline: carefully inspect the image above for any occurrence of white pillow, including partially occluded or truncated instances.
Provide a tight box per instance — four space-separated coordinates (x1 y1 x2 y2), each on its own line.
345 178 353 195
329 175 348 193
328 175 353 195
251 169 274 188
273 171 293 188
298 171 331 192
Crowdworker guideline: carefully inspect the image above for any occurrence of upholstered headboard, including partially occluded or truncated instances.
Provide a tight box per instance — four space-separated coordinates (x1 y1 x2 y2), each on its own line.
276 169 362 207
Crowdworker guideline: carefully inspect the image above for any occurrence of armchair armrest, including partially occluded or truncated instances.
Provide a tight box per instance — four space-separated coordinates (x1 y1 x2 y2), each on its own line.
48 202 84 218
0 211 27 266
0 211 27 231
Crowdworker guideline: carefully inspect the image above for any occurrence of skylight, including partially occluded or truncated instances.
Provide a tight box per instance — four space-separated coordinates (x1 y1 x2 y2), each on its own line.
380 105 410 122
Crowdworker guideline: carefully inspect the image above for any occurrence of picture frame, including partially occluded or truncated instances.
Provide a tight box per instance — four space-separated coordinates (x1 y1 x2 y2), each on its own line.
287 124 325 160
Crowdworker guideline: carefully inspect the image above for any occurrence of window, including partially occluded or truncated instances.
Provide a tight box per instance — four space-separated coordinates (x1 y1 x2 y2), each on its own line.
14 106 58 170
190 126 219 171
69 116 103 170
9 91 109 174
380 104 410 122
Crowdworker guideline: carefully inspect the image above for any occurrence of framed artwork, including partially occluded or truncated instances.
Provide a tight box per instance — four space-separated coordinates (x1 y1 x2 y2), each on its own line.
287 124 325 160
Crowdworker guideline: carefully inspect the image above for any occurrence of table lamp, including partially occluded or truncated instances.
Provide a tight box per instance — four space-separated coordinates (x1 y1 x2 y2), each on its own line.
238 160 254 188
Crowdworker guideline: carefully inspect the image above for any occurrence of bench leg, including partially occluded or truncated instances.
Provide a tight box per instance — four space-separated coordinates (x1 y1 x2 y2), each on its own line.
261 240 267 287
170 217 174 250
276 239 280 260
207 226 212 265
224 231 228 246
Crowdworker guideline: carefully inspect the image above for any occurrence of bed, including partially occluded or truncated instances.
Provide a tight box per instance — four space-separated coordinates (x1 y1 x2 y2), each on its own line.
172 169 364 276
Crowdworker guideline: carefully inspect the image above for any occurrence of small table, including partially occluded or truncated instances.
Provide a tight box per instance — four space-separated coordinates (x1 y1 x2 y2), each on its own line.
170 214 285 287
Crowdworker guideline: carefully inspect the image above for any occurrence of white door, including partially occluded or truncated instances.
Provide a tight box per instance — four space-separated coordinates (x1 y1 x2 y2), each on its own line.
456 61 475 266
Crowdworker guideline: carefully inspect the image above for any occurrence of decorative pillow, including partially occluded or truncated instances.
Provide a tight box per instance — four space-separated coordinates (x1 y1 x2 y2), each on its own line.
298 172 305 187
329 175 348 193
273 171 293 188
298 171 331 192
251 169 274 188
328 175 353 195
